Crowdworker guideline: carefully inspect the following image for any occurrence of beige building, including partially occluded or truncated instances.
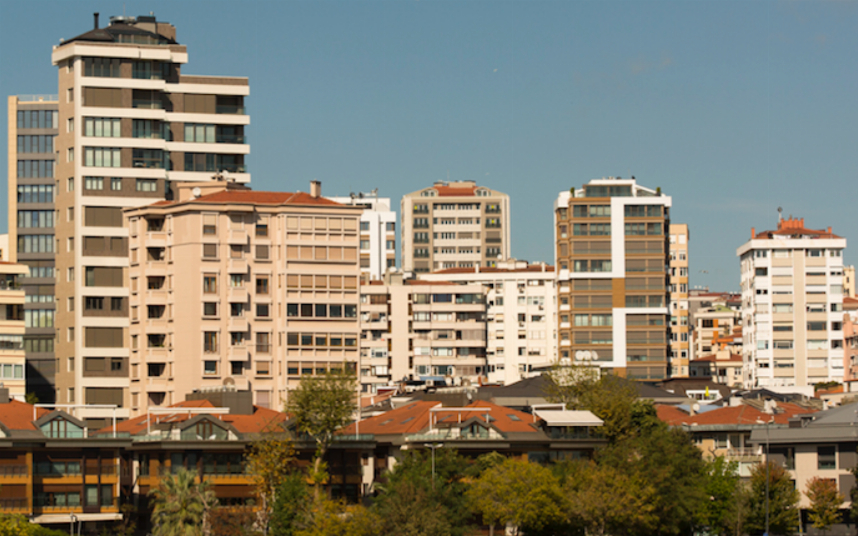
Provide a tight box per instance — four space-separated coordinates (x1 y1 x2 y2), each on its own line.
50 14 250 426
0 263 30 400
669 224 690 377
7 95 59 403
359 273 487 392
689 350 743 387
420 259 556 385
554 176 671 380
401 181 510 273
328 193 396 281
844 265 855 298
124 180 362 415
693 305 742 359
738 216 846 388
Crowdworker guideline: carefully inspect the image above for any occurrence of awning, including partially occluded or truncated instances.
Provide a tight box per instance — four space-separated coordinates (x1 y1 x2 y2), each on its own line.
534 409 603 427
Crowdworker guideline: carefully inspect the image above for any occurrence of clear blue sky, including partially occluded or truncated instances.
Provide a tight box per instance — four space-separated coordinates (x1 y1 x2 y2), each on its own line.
2 1 857 291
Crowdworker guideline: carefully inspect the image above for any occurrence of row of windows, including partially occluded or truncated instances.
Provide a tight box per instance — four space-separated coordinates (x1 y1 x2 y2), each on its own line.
84 117 121 137
16 159 54 178
84 147 121 167
16 109 58 130
25 309 54 328
17 185 54 204
17 235 54 253
286 333 358 347
18 210 54 229
749 249 843 259
286 303 358 318
17 135 54 154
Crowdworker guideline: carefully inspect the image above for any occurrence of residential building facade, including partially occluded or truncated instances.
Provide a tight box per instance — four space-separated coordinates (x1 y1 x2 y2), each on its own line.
359 273 487 392
420 259 557 385
124 180 362 415
7 95 58 403
50 14 250 426
737 217 846 388
693 304 742 359
328 193 396 280
554 176 671 380
669 224 690 377
401 181 510 273
0 263 29 399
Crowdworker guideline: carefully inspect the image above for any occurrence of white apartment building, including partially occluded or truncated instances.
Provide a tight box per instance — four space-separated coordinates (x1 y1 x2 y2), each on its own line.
420 259 556 385
328 193 396 280
359 273 487 392
737 216 846 388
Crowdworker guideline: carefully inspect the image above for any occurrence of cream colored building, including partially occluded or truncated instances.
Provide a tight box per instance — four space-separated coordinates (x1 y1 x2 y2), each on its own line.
419 259 556 385
50 14 251 426
359 273 487 392
844 265 855 298
693 305 741 359
0 263 30 400
669 224 690 377
555 177 672 380
737 216 846 388
401 181 510 273
124 180 361 415
7 95 59 404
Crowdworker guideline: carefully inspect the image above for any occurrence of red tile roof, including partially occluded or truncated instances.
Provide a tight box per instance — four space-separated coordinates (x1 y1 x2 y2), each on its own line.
0 400 48 431
658 402 815 427
656 404 689 425
434 185 477 197
341 400 538 436
150 190 346 209
754 217 840 239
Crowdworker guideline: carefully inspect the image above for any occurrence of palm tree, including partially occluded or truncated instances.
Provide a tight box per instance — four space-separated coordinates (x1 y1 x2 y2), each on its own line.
149 467 218 536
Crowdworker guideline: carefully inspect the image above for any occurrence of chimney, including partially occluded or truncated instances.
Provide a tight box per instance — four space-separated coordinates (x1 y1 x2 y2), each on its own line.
0 386 9 404
751 227 755 239
310 180 321 199
828 226 832 234
94 12 99 29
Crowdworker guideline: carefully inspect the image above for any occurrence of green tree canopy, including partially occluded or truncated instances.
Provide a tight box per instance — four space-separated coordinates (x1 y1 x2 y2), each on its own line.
270 473 311 536
466 458 565 536
696 457 743 536
286 366 357 497
149 467 218 536
245 431 296 534
806 476 843 532
745 461 800 536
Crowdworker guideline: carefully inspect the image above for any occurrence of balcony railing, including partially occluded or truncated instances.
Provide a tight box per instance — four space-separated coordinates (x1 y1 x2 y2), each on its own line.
0 465 27 477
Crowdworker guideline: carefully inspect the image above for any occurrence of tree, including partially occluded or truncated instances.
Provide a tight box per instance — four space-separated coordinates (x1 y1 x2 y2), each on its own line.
546 364 648 442
296 497 378 536
245 431 296 534
149 467 219 536
697 457 743 536
745 461 800 536
467 458 565 536
286 366 357 499
372 448 472 536
210 508 261 536
0 514 67 536
806 477 843 533
270 473 311 536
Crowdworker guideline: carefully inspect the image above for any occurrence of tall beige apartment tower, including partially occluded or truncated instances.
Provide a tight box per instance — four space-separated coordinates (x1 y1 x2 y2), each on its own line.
51 14 250 426
401 181 510 273
669 224 690 377
737 216 846 389
7 95 59 403
554 177 671 380
124 181 361 415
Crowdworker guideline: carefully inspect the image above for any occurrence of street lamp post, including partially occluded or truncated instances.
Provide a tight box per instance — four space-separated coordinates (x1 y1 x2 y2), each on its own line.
424 443 444 490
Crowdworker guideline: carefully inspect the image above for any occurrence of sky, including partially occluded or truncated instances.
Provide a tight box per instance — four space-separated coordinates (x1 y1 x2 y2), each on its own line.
2 0 857 292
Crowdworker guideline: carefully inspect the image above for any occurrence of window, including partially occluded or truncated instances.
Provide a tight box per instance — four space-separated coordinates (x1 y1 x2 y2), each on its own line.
256 304 270 318
84 147 121 167
204 332 219 353
184 124 216 143
203 303 218 317
85 177 104 190
204 361 218 375
230 274 243 288
256 245 269 260
203 275 217 293
84 57 121 77
111 178 122 191
256 277 269 295
203 244 218 258
136 179 158 192
84 117 121 137
818 446 836 470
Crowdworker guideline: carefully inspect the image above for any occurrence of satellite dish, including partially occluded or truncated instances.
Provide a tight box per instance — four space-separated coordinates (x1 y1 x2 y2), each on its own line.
589 350 598 360
192 187 202 198
575 351 584 361
223 377 235 386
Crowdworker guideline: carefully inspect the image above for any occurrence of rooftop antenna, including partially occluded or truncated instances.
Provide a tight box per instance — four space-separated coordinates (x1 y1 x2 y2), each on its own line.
777 206 783 222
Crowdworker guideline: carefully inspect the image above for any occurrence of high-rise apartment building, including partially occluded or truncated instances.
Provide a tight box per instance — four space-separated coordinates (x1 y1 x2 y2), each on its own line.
554 176 671 380
668 224 690 377
125 180 361 415
401 181 510 273
844 266 855 298
420 259 556 385
51 14 250 426
738 216 846 388
7 95 59 403
328 193 396 280
359 273 487 392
